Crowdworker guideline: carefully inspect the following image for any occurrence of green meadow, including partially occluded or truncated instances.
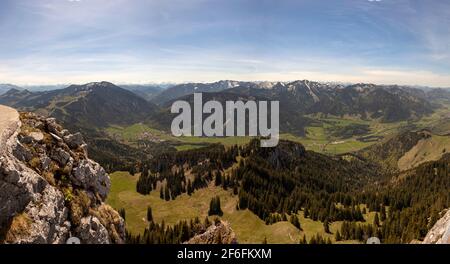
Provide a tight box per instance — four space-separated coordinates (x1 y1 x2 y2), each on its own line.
107 171 378 244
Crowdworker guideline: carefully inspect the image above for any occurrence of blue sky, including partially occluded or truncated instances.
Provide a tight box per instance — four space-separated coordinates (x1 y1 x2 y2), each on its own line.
0 0 449 86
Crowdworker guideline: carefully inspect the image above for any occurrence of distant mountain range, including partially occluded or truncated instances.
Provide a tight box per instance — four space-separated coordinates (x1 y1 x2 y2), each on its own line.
151 80 250 104
159 80 439 124
1 80 448 136
0 84 22 95
120 84 165 101
0 82 160 129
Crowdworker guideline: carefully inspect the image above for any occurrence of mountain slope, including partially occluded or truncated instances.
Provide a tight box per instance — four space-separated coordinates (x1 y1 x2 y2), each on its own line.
151 80 250 105
121 84 165 101
358 129 450 172
155 80 435 127
0 82 160 128
228 81 434 122
0 84 23 95
162 90 311 136
374 154 450 243
0 82 166 170
0 88 33 106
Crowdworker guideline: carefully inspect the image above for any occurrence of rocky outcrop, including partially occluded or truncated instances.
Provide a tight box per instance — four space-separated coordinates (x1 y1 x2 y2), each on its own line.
0 106 125 244
186 220 237 244
72 159 110 200
423 210 450 244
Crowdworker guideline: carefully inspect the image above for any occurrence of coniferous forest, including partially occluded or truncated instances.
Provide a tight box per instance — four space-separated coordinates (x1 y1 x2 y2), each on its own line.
125 138 450 244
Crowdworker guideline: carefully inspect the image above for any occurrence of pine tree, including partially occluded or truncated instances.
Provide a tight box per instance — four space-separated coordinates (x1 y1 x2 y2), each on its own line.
187 179 193 195
262 237 267 244
208 196 223 216
147 206 153 222
335 230 342 241
119 208 126 221
290 214 301 230
304 208 309 218
164 185 171 201
323 219 331 234
204 216 211 227
299 235 307 244
215 171 222 186
129 166 136 176
374 213 380 227
142 168 149 178
380 206 386 221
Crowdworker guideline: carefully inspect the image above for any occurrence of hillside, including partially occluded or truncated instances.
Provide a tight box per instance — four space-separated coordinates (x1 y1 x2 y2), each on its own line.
227 81 435 122
358 130 450 172
121 84 165 101
151 80 437 124
397 134 450 170
0 83 168 170
0 84 23 95
163 90 310 136
0 82 159 128
375 154 450 243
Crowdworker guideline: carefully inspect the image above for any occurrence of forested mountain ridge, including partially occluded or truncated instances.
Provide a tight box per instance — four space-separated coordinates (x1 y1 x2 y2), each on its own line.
135 139 382 225
0 82 170 171
225 81 435 122
0 82 159 128
129 137 450 244
358 129 450 172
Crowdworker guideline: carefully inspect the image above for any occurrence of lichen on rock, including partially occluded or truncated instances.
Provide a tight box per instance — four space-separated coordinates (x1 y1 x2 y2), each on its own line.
0 109 125 244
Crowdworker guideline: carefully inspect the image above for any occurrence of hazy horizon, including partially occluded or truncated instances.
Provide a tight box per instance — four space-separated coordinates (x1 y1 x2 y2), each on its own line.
1 79 450 90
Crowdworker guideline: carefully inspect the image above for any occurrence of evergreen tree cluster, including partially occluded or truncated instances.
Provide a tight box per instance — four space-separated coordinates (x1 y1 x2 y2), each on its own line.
127 217 212 244
298 234 332 244
228 139 374 222
355 154 450 243
130 138 449 243
338 221 380 242
208 196 224 216
136 144 239 199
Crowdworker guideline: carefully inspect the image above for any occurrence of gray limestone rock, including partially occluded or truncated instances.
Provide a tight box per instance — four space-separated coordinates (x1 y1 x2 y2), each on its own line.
64 133 84 149
51 148 71 167
75 216 110 244
1 108 124 244
423 210 450 244
72 159 110 201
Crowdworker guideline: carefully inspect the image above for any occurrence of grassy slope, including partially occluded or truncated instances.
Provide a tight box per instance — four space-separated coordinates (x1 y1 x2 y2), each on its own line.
107 171 377 244
397 135 450 170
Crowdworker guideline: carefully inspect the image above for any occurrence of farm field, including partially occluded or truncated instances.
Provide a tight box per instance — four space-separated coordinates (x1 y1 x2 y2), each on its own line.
104 103 450 155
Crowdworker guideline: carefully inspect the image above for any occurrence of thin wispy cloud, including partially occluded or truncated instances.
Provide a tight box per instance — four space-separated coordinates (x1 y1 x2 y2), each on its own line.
0 0 449 86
